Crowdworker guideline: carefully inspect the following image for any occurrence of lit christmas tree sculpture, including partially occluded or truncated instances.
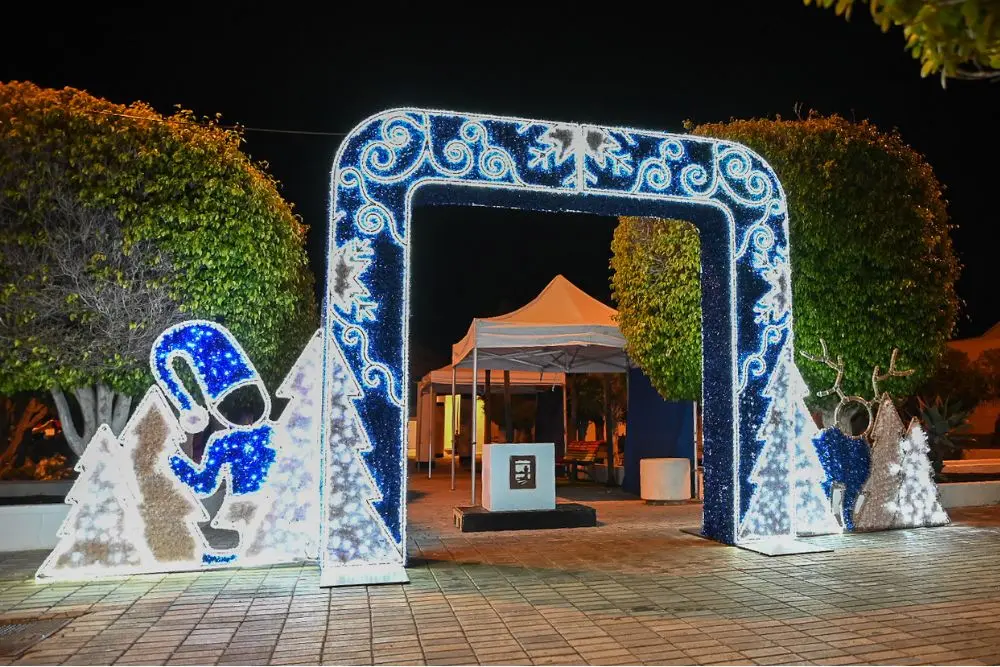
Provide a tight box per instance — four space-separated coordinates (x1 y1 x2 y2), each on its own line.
119 387 210 568
739 349 796 540
889 418 949 529
790 370 841 536
321 339 403 585
241 330 324 563
740 347 839 540
801 341 947 533
853 395 907 531
37 426 153 579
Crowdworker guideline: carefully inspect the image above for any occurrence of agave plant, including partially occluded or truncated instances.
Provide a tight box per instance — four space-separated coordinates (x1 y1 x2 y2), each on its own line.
917 395 976 479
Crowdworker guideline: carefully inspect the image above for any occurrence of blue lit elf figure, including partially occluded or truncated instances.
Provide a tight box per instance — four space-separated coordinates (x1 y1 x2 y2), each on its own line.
150 320 277 498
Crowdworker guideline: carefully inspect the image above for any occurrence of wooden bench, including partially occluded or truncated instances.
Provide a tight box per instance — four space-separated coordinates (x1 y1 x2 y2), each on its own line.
557 440 607 481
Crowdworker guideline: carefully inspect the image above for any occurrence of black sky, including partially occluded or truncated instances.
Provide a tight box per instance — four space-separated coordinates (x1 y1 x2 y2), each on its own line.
3 4 998 383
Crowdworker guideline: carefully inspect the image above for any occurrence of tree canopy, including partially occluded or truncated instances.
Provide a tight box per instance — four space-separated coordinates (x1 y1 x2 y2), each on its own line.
611 114 960 409
805 0 1000 84
0 81 318 400
611 219 701 402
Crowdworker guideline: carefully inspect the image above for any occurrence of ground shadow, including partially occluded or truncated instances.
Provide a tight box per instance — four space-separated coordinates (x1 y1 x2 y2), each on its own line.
555 481 639 503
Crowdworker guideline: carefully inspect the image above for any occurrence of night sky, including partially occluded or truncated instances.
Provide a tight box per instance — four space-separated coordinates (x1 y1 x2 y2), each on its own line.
4 4 998 385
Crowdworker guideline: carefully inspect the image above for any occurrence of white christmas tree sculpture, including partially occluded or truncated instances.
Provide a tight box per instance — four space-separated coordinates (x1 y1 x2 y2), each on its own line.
739 348 797 540
240 329 324 564
118 387 211 568
853 395 906 531
790 366 841 537
321 338 401 582
889 418 949 529
37 425 153 580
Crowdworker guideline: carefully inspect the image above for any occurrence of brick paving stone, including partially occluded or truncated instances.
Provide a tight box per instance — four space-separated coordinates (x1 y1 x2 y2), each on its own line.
810 657 863 666
741 646 791 659
752 654 804 665
686 650 746 663
532 654 586 665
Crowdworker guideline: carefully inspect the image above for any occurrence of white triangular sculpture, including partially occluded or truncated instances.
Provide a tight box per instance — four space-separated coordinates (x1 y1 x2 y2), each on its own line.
889 418 949 529
321 337 401 576
791 365 841 537
118 387 211 568
853 396 905 531
239 329 324 564
739 347 796 540
37 425 154 580
853 398 948 531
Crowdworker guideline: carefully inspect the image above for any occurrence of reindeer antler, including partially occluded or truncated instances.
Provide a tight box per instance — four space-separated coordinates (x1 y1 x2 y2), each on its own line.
799 339 846 401
800 338 876 440
871 348 914 401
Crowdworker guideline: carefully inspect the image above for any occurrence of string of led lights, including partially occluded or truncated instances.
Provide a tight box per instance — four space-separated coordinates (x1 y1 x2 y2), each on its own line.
78 107 349 136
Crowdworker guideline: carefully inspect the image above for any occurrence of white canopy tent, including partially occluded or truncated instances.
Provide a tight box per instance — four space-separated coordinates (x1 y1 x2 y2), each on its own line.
452 275 628 374
450 275 629 503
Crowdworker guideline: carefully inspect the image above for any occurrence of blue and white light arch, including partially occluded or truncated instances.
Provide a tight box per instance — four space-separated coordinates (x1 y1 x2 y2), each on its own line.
323 108 795 582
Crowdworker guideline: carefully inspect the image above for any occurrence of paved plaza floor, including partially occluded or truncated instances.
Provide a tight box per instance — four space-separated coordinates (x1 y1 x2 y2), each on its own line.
2 468 1000 666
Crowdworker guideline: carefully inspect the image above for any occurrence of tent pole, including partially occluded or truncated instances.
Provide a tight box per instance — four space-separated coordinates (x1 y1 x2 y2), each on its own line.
451 366 457 491
428 385 435 479
471 347 478 506
626 362 631 490
561 373 568 459
534 391 539 442
603 375 616 487
504 371 514 443
570 377 578 442
415 386 422 474
484 370 492 445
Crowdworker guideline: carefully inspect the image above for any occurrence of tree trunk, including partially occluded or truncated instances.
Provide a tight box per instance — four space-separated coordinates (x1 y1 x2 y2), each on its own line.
51 384 133 456
111 391 133 434
1 397 48 467
0 398 11 462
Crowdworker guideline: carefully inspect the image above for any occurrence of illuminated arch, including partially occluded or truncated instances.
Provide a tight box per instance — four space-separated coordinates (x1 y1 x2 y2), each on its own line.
321 109 795 585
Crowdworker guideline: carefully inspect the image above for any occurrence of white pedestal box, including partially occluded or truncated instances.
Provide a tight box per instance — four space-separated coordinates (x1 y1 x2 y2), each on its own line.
640 458 691 501
482 443 556 512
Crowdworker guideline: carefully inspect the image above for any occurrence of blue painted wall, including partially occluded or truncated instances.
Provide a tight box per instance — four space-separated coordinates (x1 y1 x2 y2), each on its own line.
623 368 696 497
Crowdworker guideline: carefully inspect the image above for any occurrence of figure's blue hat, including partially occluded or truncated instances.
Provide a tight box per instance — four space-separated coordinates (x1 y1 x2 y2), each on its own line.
150 320 271 432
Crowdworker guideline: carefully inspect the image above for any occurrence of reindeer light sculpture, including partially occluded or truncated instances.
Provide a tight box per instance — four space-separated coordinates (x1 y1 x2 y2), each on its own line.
800 339 914 440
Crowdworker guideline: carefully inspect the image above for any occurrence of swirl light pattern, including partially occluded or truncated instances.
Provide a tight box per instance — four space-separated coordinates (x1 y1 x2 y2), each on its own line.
323 108 797 582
